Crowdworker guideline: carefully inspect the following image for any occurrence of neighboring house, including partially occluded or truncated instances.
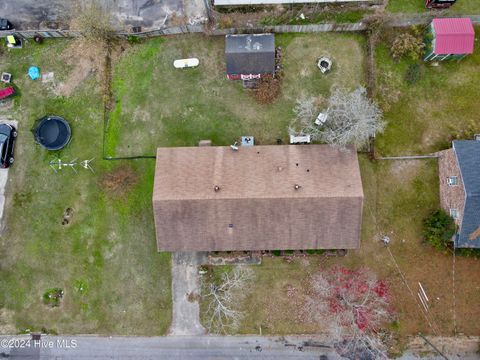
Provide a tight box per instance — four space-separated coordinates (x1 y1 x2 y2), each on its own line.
438 140 480 248
215 0 371 5
424 18 475 61
225 34 275 80
152 145 364 251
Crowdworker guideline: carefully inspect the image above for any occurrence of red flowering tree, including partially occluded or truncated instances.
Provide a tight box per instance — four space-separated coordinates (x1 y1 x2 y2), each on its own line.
306 267 394 360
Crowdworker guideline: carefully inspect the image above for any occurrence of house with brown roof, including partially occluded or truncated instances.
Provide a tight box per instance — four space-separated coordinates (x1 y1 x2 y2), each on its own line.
152 144 364 252
438 140 480 248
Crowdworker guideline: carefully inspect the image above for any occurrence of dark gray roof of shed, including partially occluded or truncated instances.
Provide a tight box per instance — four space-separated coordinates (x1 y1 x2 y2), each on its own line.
225 34 275 75
453 140 480 248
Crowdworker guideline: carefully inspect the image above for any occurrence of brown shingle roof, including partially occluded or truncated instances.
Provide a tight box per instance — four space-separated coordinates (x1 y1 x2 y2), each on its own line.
153 145 364 251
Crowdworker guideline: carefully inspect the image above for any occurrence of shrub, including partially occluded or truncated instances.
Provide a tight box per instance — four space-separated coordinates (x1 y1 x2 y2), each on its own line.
391 33 425 61
405 63 422 85
218 16 234 29
272 250 282 256
43 288 64 307
365 13 386 38
306 249 325 255
456 248 480 258
127 35 140 44
71 3 115 41
423 210 456 250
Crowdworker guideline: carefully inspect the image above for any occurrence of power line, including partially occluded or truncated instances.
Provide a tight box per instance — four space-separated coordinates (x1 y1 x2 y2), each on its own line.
385 246 440 335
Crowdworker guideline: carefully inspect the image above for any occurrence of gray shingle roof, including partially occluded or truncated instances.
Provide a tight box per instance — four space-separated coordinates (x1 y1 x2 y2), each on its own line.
453 140 480 248
225 34 275 75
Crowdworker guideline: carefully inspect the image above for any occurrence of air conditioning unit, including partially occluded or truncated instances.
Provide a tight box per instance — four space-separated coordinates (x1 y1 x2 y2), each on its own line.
447 176 458 186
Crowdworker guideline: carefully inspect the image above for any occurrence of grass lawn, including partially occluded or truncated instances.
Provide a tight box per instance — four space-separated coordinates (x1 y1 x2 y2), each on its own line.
387 0 480 13
260 9 372 25
375 28 480 156
198 29 480 341
201 157 480 339
0 41 171 335
106 33 365 156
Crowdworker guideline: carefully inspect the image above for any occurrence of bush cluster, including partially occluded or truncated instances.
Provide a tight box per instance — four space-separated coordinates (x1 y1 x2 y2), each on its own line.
423 210 456 251
391 32 425 61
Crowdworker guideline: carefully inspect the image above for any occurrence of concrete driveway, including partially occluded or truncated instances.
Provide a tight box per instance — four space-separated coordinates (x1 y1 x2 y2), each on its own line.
170 251 207 336
0 119 17 231
0 0 206 30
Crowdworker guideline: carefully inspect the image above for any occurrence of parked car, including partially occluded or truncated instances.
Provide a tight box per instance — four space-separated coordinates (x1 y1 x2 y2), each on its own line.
0 19 13 31
0 124 17 168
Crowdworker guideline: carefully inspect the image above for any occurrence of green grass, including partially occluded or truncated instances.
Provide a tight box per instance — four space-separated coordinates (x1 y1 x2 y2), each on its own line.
387 0 480 13
260 10 370 25
0 40 171 335
198 28 480 338
106 33 365 156
200 156 446 336
374 29 480 156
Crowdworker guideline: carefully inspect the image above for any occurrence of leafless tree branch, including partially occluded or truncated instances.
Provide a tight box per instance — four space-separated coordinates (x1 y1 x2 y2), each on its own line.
289 87 385 149
202 267 254 334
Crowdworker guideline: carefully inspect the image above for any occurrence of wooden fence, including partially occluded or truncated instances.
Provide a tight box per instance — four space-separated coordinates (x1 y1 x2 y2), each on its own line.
0 22 367 40
1 15 479 40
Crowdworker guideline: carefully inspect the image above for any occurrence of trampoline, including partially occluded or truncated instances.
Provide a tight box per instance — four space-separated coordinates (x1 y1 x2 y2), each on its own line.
34 116 71 150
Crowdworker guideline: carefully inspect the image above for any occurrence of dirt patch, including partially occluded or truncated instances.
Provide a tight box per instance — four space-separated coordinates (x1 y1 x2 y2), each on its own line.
56 41 100 97
100 166 139 197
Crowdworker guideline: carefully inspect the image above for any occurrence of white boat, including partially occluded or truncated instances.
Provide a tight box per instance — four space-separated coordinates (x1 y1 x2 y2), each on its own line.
173 58 200 69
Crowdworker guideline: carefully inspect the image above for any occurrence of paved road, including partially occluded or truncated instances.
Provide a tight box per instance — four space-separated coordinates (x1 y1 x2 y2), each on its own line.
170 252 207 335
2 335 478 360
0 0 206 30
0 335 340 359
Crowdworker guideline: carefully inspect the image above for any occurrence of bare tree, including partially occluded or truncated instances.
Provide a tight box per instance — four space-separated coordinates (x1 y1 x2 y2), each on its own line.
70 2 115 42
304 267 393 359
293 97 318 123
203 266 254 334
289 87 385 149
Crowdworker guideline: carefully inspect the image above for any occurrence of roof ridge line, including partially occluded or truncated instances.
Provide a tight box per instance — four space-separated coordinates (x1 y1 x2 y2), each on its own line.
154 195 364 201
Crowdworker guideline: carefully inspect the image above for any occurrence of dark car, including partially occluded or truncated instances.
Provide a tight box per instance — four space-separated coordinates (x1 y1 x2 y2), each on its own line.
0 124 17 168
0 19 13 31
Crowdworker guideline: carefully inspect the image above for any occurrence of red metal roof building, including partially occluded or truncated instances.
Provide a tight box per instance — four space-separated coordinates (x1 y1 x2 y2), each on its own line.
424 18 475 61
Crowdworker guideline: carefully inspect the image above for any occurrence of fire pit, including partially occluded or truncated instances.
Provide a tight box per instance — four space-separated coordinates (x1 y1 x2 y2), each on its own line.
317 57 332 74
